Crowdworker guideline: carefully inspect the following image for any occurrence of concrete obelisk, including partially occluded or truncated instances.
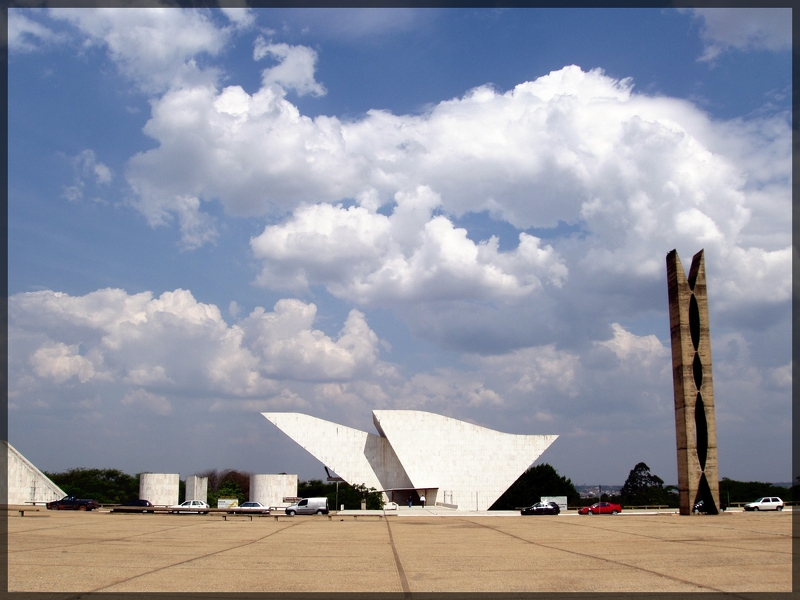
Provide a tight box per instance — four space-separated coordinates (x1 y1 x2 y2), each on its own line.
666 249 721 515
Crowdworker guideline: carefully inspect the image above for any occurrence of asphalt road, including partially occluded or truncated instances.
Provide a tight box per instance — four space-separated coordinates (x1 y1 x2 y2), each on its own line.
7 506 792 594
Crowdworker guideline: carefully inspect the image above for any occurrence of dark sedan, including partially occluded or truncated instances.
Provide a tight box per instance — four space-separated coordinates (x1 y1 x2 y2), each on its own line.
521 501 560 515
121 498 155 513
46 496 100 511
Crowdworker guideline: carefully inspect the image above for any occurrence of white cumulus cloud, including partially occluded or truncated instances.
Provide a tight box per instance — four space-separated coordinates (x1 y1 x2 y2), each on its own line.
595 323 669 369
474 345 581 399
120 65 788 325
220 7 255 29
250 186 567 304
254 38 326 97
29 342 109 384
239 300 380 380
121 388 173 415
686 8 792 61
9 9 66 53
50 7 231 93
9 289 385 403
62 149 113 203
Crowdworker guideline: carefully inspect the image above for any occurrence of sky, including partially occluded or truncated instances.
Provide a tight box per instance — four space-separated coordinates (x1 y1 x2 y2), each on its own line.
7 7 792 487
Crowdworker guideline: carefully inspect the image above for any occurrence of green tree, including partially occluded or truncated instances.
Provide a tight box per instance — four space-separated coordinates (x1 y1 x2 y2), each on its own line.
719 477 791 504
298 479 383 510
209 479 245 507
298 479 335 498
44 468 140 504
353 483 384 510
198 469 251 507
331 482 383 510
489 463 580 510
620 463 677 507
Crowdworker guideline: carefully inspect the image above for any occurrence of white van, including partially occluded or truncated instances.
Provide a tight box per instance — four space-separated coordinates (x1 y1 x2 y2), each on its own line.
285 497 329 515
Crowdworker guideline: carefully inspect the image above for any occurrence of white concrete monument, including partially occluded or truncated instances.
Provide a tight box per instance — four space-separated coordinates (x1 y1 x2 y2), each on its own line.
4 441 66 505
263 410 557 511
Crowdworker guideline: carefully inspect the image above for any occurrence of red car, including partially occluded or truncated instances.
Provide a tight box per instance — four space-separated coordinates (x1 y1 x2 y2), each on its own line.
578 502 622 515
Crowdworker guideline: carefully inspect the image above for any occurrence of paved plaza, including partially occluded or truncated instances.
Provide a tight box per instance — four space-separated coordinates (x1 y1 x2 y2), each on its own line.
6 506 793 595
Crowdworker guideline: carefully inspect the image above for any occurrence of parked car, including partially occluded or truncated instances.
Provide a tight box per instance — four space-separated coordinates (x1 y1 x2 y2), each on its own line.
121 498 155 513
228 501 270 514
285 497 329 515
521 501 560 516
168 500 210 514
743 497 784 511
578 502 622 515
46 496 100 511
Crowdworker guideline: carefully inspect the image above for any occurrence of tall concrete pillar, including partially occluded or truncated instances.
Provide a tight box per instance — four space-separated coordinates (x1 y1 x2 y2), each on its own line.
666 249 720 515
185 476 208 503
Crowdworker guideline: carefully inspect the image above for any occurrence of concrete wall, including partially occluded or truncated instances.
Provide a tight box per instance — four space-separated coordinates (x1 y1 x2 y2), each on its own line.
139 473 179 506
185 476 208 503
4 441 66 505
250 474 298 508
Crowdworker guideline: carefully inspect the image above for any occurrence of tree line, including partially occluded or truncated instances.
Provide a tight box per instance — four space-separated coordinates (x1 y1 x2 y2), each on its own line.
44 464 796 507
43 467 382 508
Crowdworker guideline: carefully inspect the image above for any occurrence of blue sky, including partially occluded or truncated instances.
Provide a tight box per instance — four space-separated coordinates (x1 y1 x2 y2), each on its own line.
8 8 792 487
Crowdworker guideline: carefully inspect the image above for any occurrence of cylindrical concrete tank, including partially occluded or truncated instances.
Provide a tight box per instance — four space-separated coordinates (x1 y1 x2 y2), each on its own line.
250 474 298 508
139 473 179 506
185 476 208 503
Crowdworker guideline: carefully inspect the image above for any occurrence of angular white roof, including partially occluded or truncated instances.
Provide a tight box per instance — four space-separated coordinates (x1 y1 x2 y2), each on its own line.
263 410 557 511
262 412 412 492
373 410 557 505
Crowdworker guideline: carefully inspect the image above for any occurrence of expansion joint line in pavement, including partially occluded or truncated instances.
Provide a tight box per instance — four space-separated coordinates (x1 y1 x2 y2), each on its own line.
463 518 752 597
384 515 412 598
8 521 217 555
555 516 795 557
77 519 306 595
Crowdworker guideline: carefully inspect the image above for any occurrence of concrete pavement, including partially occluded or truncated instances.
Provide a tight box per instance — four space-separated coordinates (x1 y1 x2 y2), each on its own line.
7 505 792 594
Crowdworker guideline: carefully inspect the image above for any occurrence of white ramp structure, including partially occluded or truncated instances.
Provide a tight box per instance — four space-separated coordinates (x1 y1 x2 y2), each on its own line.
4 441 66 505
263 410 557 511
